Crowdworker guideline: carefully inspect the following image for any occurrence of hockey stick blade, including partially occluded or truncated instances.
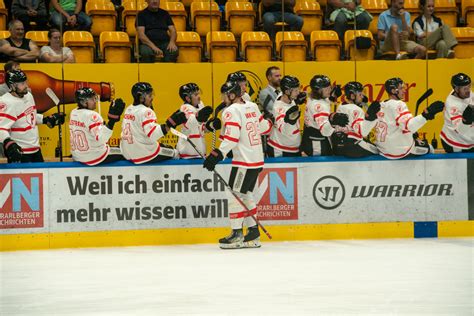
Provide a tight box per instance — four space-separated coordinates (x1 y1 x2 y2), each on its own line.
46 88 60 106
415 88 433 116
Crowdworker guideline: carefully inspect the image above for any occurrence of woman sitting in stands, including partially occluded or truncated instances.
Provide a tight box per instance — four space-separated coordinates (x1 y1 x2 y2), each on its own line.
412 0 457 58
39 29 75 63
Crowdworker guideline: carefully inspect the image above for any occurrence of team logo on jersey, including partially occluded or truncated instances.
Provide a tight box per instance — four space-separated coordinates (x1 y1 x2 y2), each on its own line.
0 173 44 229
0 103 5 111
255 168 298 220
224 111 232 121
312 176 345 210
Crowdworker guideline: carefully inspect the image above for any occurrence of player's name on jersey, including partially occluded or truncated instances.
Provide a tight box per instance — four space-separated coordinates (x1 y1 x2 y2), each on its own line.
66 173 226 196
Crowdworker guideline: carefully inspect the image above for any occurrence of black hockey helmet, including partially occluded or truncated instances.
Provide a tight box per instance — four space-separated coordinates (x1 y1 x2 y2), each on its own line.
179 83 200 102
227 72 247 83
132 82 153 103
6 70 27 88
75 87 97 106
384 77 404 95
310 75 331 91
451 73 471 88
221 80 242 97
280 76 300 94
344 81 364 98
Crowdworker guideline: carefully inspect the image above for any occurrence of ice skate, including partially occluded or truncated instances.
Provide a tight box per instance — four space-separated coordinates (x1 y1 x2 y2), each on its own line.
219 229 244 249
243 226 261 248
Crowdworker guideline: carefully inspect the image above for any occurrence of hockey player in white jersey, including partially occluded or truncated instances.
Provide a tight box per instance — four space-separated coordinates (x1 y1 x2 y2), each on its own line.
203 81 272 249
69 88 125 165
227 72 252 102
121 82 187 164
332 81 379 157
375 77 444 159
266 75 307 157
440 73 473 153
0 70 65 163
301 75 348 156
176 83 221 158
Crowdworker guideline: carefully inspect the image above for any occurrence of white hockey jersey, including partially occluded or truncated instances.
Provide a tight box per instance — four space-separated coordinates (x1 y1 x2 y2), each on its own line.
375 99 427 159
0 92 43 153
219 101 271 169
177 102 206 158
304 97 334 137
242 92 251 102
120 104 166 164
336 103 376 140
69 108 112 165
268 99 301 153
440 91 474 151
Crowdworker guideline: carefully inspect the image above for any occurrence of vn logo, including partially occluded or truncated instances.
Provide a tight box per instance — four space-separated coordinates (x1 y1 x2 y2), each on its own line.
0 173 44 229
255 168 298 220
312 176 345 210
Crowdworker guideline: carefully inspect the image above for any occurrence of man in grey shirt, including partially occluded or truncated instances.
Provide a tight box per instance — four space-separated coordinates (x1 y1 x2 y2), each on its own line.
258 66 282 113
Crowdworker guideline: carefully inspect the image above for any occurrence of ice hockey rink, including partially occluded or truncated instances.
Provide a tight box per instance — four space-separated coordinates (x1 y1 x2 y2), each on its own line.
1 238 473 315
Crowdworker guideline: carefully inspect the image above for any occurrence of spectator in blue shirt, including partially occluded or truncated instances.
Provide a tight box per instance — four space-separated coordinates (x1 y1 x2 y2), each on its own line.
377 0 426 60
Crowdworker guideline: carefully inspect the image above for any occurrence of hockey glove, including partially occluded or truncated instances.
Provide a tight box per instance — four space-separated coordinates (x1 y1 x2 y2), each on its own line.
205 117 222 132
329 112 349 127
284 105 300 125
421 101 444 120
107 98 126 129
3 138 22 163
329 85 342 102
462 105 473 125
43 112 66 128
196 106 213 123
294 92 307 105
203 148 223 171
263 110 275 124
166 110 187 128
365 101 381 121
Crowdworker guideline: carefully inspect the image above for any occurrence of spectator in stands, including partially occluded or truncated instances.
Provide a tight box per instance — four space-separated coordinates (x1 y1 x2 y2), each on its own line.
49 0 92 31
412 0 457 58
12 0 49 32
0 20 40 63
377 0 426 60
39 29 76 63
328 0 372 58
262 0 304 40
136 0 178 63
0 61 21 96
259 66 282 113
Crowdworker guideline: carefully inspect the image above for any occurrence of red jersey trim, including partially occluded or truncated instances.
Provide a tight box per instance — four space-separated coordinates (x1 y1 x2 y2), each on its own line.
142 119 155 127
22 147 40 153
11 125 33 132
223 135 239 143
84 147 110 166
267 139 299 152
147 125 157 138
89 122 101 130
131 144 161 164
225 122 241 129
231 161 264 167
0 113 17 121
450 115 463 121
380 142 414 159
440 131 473 149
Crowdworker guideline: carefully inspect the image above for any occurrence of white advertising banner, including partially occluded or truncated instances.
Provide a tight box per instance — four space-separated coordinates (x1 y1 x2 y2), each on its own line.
0 158 469 235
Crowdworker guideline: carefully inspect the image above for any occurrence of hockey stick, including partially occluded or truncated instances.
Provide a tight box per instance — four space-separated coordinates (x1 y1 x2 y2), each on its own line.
170 128 272 239
45 88 63 161
415 88 433 116
211 102 227 149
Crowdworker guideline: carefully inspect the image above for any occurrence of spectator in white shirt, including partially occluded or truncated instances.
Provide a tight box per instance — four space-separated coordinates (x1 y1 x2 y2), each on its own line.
39 29 75 63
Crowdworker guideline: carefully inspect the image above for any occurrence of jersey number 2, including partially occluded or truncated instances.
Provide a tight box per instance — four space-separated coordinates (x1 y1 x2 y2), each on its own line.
246 122 261 146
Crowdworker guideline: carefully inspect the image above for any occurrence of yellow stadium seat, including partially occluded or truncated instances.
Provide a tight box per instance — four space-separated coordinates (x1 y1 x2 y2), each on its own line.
463 0 474 26
225 2 256 37
162 1 187 32
404 0 420 15
0 30 10 39
63 31 96 63
190 1 221 37
434 0 458 27
0 0 7 30
176 31 202 63
206 31 238 62
86 0 117 37
25 31 49 47
362 0 388 35
276 31 307 61
294 0 323 36
344 30 376 60
310 30 341 61
451 27 474 58
241 31 272 62
122 0 147 37
99 31 131 63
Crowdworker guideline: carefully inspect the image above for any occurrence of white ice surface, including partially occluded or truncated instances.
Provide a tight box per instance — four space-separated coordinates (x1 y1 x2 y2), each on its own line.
1 238 473 315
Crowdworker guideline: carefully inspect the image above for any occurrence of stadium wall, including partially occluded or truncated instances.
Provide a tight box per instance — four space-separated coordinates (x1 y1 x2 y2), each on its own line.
1 154 472 251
